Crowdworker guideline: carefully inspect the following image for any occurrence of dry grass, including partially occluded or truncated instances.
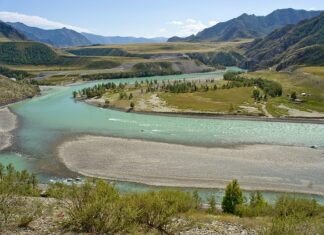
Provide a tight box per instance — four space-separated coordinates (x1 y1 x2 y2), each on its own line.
65 40 251 54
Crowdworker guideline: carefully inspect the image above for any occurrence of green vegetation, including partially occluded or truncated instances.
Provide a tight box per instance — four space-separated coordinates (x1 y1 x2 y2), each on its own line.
244 68 324 116
1 164 324 234
0 75 39 106
67 47 130 57
0 163 40 230
221 179 243 214
71 62 181 84
188 51 243 67
0 42 58 65
223 71 282 97
0 66 31 80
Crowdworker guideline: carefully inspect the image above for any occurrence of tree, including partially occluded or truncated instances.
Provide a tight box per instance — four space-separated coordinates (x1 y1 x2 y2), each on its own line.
129 93 133 100
72 91 77 98
222 179 243 214
290 92 297 100
252 89 261 101
207 194 216 213
130 102 135 109
192 190 202 209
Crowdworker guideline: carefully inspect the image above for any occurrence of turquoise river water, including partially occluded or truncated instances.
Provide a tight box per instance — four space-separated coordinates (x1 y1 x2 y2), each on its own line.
1 70 324 203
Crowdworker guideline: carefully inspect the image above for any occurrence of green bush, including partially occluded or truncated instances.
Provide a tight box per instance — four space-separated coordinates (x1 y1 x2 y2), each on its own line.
221 179 243 214
63 179 136 234
0 163 40 230
265 196 324 235
236 192 273 217
274 195 322 218
128 189 196 233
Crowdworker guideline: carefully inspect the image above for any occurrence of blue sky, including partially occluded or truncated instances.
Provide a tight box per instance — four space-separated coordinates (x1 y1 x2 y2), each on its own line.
0 0 322 37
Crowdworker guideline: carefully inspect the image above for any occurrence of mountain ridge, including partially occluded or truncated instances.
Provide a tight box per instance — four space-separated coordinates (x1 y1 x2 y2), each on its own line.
0 21 26 41
82 32 167 45
168 8 322 42
242 12 324 70
7 22 91 48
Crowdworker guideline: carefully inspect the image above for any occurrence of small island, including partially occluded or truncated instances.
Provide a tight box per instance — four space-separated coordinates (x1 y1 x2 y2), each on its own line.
73 68 324 119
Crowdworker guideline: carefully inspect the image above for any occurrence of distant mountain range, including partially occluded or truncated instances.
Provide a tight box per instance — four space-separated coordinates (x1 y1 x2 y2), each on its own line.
168 9 322 42
82 32 167 45
0 21 26 41
6 22 166 47
242 12 324 70
7 22 91 48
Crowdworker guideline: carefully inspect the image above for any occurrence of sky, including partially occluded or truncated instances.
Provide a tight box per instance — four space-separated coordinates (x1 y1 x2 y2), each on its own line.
0 0 323 38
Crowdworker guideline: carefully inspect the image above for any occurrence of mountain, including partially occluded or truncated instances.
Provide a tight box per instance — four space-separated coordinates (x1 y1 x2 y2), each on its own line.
7 22 91 48
82 32 167 44
168 9 322 42
0 21 26 41
242 12 324 70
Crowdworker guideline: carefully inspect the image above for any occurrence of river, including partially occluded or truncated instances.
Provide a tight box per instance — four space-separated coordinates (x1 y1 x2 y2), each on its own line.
1 70 324 203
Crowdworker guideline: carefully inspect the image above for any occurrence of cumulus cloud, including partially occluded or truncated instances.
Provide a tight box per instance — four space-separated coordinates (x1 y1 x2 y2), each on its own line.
0 11 90 32
167 18 219 37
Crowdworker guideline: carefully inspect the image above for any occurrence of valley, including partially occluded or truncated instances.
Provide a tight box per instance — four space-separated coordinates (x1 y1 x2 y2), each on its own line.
0 4 324 234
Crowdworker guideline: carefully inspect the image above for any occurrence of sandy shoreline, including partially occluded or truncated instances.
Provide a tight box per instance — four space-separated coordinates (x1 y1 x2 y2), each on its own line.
58 135 324 195
0 107 17 151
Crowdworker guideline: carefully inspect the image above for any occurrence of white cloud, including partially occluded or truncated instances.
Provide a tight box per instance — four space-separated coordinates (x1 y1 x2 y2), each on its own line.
209 20 218 26
168 20 183 26
168 18 210 37
0 11 90 32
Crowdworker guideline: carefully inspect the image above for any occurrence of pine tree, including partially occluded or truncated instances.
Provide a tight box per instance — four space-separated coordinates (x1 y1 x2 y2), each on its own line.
222 179 243 214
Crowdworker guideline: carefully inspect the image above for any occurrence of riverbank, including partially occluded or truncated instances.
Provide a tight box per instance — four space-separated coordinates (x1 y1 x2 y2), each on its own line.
58 135 324 196
0 107 17 151
83 99 324 124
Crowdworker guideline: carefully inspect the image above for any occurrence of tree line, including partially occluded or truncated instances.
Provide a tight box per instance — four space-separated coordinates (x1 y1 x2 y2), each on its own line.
223 71 283 97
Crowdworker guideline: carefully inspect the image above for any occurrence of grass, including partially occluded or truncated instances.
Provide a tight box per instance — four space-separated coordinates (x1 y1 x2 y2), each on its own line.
0 76 39 105
65 40 251 55
243 67 324 116
160 87 256 113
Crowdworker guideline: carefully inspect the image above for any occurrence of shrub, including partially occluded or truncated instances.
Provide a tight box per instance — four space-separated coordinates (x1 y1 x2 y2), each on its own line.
207 194 218 214
192 190 202 209
0 163 40 230
221 179 243 214
63 179 136 234
235 192 273 217
128 189 196 234
274 195 321 218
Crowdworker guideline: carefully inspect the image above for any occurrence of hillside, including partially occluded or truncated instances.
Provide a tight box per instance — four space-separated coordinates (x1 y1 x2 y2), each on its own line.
0 21 26 41
8 22 91 47
168 9 321 42
82 32 167 44
0 75 39 106
242 12 324 70
0 41 59 65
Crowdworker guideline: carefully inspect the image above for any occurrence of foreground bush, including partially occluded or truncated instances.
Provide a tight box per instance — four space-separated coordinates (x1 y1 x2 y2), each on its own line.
266 195 324 235
63 179 136 234
127 189 196 234
236 192 273 217
0 163 40 230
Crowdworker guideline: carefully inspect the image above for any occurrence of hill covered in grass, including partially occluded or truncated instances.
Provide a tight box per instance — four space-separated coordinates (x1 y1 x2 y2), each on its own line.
242 12 324 70
168 9 321 42
0 75 39 105
0 41 59 65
